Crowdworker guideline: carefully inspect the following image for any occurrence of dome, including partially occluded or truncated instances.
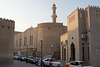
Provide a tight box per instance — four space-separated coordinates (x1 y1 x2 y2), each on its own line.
25 26 33 32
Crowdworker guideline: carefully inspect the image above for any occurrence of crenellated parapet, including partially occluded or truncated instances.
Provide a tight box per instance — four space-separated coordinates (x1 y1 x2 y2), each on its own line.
88 5 100 8
78 7 84 11
0 17 15 31
0 18 14 23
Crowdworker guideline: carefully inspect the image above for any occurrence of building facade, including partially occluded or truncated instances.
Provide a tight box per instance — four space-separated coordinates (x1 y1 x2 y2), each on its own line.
0 18 15 63
14 3 67 60
14 27 37 57
60 33 67 61
37 23 67 59
60 5 100 67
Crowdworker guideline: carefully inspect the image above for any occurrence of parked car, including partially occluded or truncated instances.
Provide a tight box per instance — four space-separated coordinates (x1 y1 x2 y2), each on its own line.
27 56 36 64
65 61 93 67
13 55 19 60
42 58 61 67
19 55 26 61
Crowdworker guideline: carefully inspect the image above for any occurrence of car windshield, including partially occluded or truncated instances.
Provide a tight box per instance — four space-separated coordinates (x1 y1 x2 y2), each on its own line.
14 55 19 56
30 57 34 59
50 59 55 62
80 62 85 65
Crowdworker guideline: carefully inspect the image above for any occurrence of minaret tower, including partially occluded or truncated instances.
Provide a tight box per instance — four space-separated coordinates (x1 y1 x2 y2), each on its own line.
51 3 57 23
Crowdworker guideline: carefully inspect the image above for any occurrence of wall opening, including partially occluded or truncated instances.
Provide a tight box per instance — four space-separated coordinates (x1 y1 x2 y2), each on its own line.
71 43 75 61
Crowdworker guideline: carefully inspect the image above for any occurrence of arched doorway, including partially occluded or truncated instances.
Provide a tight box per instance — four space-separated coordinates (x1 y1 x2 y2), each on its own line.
71 43 75 61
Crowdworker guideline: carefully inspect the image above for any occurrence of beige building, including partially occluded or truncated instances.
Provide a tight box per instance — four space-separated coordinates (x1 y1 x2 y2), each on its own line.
14 3 67 60
14 27 37 56
60 33 67 61
60 5 100 67
0 18 15 63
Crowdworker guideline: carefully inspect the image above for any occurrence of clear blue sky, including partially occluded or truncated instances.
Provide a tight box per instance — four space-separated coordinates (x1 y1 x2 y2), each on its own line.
0 0 100 32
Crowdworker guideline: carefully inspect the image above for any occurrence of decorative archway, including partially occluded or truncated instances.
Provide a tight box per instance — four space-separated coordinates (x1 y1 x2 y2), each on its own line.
71 43 75 61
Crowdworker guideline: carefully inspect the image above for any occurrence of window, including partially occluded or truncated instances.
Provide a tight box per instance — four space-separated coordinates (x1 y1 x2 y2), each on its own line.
8 26 9 30
2 25 4 29
80 62 85 66
16 40 18 47
96 10 98 16
80 12 82 18
72 37 73 39
82 43 84 45
65 40 68 44
61 42 63 45
24 37 27 46
70 62 75 65
70 62 79 65
19 38 22 47
13 27 14 31
30 36 33 45
50 59 55 62
82 47 84 59
48 27 51 30
75 62 79 65
46 59 49 61
86 11 88 17
88 47 90 60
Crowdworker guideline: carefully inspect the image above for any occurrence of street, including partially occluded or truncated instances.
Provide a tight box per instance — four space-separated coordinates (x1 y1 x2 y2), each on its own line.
0 60 66 67
0 60 38 67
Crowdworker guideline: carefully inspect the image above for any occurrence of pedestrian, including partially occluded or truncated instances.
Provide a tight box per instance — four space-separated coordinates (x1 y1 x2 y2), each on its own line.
82 59 85 61
36 56 39 66
38 58 41 66
69 58 71 62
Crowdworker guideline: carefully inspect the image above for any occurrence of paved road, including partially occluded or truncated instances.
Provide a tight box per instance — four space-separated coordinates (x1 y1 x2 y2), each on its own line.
0 60 66 67
0 60 38 67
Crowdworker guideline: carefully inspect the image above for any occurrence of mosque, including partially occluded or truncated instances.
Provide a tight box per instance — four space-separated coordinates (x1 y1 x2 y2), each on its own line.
14 3 100 67
14 3 67 60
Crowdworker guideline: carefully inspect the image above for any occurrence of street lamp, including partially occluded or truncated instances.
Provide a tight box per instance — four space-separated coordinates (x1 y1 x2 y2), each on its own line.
51 45 54 58
26 43 29 63
40 38 43 67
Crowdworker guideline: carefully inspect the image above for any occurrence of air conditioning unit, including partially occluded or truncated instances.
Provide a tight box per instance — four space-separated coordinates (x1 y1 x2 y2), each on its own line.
81 33 86 39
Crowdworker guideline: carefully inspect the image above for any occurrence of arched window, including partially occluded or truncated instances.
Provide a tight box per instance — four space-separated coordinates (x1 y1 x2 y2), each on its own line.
71 43 75 61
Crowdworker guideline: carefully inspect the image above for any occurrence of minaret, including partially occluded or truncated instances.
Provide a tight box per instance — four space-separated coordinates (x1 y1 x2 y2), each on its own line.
51 3 57 23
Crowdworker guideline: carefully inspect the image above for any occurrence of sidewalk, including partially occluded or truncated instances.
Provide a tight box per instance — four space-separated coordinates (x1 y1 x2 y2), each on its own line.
0 60 37 67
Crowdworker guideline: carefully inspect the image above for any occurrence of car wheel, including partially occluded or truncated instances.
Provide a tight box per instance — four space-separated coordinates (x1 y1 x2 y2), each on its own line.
50 64 52 67
42 62 45 66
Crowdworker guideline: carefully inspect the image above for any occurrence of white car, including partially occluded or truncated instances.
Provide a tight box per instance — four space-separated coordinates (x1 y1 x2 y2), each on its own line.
42 58 61 67
19 55 26 61
13 55 19 60
27 56 36 63
66 61 93 67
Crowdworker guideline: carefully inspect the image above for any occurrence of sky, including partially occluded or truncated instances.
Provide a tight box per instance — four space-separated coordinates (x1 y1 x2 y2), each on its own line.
0 0 100 32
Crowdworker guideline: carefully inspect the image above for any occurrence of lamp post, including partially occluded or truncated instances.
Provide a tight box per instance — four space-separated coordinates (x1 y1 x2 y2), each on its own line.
51 45 53 58
26 43 29 63
40 38 43 67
